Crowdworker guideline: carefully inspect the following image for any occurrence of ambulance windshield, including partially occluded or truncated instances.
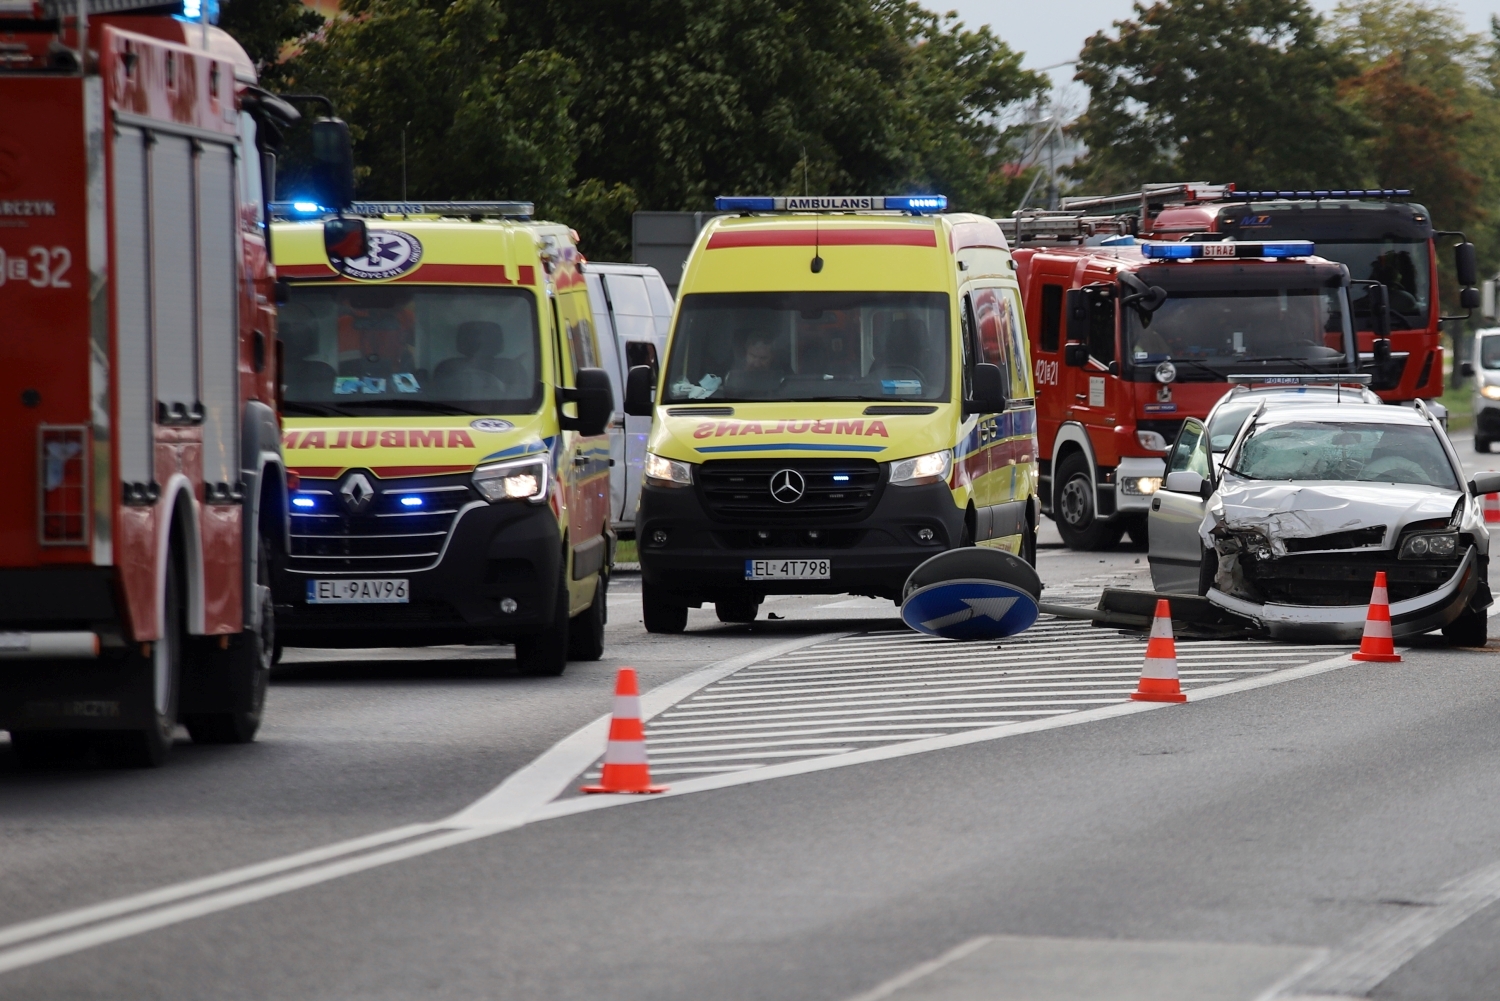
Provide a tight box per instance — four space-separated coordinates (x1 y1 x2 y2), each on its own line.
1126 286 1354 379
665 292 951 403
279 285 541 416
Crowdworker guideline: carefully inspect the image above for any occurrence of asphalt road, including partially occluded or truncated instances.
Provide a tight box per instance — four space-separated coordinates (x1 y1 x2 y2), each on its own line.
2 434 1499 999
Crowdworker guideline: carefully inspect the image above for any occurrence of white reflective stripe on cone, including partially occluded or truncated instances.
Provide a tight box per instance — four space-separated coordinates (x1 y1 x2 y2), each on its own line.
602 740 649 765
614 694 644 719
1150 617 1173 640
1363 618 1393 639
1141 657 1179 680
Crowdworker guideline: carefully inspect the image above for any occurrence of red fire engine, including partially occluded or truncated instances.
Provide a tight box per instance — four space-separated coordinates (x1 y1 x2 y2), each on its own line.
0 0 349 765
1007 207 1362 550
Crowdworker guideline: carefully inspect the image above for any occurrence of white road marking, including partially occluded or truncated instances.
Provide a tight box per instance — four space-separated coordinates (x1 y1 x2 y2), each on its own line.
843 935 995 1001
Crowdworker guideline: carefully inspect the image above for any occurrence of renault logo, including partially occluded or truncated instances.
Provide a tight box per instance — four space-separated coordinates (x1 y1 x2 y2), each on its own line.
769 469 806 504
340 472 375 513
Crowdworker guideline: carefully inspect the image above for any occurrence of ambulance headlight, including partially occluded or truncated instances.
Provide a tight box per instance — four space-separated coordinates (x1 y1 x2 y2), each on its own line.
645 452 694 488
473 458 549 504
890 449 953 487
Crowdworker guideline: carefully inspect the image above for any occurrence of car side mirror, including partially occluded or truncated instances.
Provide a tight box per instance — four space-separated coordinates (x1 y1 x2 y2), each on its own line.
1163 470 1205 497
1065 288 1090 343
1461 361 1476 378
1455 241 1478 287
1064 342 1089 368
623 364 655 417
964 362 1006 416
563 367 614 436
1470 471 1500 496
624 341 659 378
323 216 367 261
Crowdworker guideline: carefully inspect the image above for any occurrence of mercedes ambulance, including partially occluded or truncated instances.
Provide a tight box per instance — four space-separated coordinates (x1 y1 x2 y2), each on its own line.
622 195 1039 632
271 202 614 674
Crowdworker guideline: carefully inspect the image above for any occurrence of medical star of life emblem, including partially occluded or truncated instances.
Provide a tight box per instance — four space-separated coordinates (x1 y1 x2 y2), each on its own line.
340 472 375 513
331 230 423 281
769 469 806 504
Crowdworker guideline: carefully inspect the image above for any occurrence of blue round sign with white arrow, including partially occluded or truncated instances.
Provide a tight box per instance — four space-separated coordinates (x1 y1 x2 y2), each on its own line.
900 578 1040 640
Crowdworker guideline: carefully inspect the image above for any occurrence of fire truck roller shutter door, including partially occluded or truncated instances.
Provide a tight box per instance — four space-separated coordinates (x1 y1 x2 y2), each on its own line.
111 126 154 487
151 134 199 422
198 141 239 495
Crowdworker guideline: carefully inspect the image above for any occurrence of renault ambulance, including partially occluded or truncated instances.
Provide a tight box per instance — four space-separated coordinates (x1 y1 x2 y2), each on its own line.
622 195 1039 631
271 202 614 674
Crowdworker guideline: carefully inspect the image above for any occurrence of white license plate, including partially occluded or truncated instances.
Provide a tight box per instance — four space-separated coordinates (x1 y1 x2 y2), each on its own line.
745 559 831 581
306 579 410 604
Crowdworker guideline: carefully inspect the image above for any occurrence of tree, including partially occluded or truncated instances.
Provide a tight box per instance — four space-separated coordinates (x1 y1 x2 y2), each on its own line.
1069 0 1364 191
218 0 323 82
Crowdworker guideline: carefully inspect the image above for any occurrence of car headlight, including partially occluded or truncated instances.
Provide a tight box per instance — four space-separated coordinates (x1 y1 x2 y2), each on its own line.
644 452 694 488
1120 476 1162 496
890 449 953 487
1482 385 1500 400
1398 531 1459 559
473 458 549 504
1136 430 1168 451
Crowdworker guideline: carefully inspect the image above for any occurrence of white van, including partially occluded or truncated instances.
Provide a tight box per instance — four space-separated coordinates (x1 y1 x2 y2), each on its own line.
584 263 675 534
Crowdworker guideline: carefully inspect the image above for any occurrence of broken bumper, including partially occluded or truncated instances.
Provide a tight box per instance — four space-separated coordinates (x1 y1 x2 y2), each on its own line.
1206 546 1481 643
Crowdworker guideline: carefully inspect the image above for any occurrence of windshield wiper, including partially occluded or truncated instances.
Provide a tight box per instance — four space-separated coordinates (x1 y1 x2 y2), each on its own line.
335 399 484 415
1239 356 1343 375
279 401 351 417
1167 359 1226 379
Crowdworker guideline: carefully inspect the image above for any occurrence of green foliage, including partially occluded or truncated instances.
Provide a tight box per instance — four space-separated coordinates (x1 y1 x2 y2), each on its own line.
250 0 1046 257
1069 0 1363 191
218 0 323 80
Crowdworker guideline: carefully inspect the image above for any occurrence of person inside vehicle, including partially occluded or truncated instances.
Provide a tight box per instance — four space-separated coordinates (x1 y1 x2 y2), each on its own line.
434 320 517 398
871 317 928 386
721 329 785 398
279 309 337 397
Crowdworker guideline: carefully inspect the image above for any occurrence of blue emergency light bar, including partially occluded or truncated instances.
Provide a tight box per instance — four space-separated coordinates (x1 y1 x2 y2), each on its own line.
1228 189 1410 201
714 195 948 214
1141 240 1315 260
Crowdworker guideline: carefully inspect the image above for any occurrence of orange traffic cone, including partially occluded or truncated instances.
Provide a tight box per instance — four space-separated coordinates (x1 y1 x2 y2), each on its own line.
1483 492 1500 524
581 667 668 794
1131 599 1187 703
1352 571 1402 662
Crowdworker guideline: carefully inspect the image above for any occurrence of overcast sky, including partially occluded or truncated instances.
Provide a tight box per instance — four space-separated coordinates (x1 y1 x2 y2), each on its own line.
946 0 1500 94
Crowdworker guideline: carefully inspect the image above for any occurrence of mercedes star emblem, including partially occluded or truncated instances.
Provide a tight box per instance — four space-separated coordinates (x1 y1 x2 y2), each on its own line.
340 472 375 513
769 468 806 504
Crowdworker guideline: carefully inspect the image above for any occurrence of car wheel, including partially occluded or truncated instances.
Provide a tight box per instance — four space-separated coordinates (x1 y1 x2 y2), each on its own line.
516 561 570 676
1020 522 1038 567
715 596 760 623
1443 604 1489 647
643 581 689 634
1197 547 1218 596
1054 453 1122 551
1477 437 1492 454
567 570 608 662
185 538 273 745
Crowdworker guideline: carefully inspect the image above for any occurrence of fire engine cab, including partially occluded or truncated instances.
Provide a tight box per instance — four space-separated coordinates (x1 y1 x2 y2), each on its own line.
1007 207 1359 550
0 0 349 765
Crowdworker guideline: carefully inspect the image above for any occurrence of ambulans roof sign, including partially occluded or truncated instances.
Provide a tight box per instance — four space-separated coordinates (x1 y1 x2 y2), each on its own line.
714 195 948 213
331 230 423 281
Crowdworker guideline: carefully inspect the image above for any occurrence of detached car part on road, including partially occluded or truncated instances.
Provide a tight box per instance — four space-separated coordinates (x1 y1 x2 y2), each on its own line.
1148 401 1496 646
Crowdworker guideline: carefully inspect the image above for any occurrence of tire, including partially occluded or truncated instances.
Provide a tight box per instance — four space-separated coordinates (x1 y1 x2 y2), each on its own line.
184 538 273 745
516 559 570 676
1478 437 1492 454
109 551 183 768
1053 453 1123 551
1197 547 1218 597
1443 604 1489 647
715 596 760 624
1020 521 1038 567
643 581 689 634
567 569 607 662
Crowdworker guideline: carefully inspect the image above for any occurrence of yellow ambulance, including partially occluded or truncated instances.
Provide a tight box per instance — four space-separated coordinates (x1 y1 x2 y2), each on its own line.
270 201 613 674
622 195 1039 632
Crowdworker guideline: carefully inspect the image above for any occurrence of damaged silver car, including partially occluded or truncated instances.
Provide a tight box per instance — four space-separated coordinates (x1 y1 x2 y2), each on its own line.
1147 401 1498 645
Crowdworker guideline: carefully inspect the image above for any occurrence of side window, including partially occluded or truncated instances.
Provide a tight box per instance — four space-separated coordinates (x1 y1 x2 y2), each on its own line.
1039 283 1062 353
236 112 263 227
562 290 598 378
1001 287 1032 402
1088 290 1116 365
550 296 573 388
970 287 1009 397
1168 419 1212 479
960 293 977 402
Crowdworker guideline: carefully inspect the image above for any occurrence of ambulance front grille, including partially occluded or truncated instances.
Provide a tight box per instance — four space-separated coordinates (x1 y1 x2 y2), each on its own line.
286 474 473 573
696 459 882 522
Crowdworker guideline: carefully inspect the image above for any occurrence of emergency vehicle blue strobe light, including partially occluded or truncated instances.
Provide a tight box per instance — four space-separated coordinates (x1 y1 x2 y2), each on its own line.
399 496 423 507
714 195 948 213
292 497 315 509
291 201 324 215
832 474 850 482
1141 240 1314 260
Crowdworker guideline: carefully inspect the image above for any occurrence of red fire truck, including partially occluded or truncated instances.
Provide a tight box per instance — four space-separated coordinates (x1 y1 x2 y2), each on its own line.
1007 209 1361 550
0 0 350 765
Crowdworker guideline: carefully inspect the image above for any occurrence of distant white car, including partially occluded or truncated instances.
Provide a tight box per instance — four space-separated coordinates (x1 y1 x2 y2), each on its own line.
1147 400 1495 645
1464 326 1500 452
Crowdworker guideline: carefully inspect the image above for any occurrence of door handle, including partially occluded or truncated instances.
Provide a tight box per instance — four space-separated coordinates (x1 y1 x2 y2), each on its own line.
573 455 588 467
1151 497 1162 512
1074 393 1087 401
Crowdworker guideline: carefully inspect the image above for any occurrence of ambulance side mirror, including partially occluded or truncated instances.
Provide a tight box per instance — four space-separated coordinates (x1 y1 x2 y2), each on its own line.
623 364 655 417
965 362 1006 416
323 216 368 261
308 117 356 209
563 367 614 437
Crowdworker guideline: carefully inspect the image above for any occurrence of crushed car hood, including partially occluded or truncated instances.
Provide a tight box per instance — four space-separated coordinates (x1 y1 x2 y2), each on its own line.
1206 479 1460 556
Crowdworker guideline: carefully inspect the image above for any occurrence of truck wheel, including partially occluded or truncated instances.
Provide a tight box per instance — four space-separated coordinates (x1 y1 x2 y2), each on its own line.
567 570 608 662
516 562 569 676
715 596 760 623
643 581 689 634
108 553 183 768
185 539 273 745
1443 604 1489 647
1054 453 1122 551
